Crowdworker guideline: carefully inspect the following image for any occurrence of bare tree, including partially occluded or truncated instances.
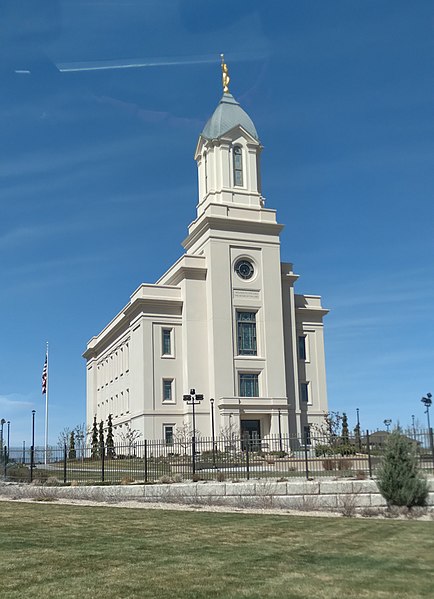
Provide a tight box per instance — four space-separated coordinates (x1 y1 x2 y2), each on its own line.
174 420 194 454
220 419 240 452
57 427 71 450
118 424 142 457
74 423 87 460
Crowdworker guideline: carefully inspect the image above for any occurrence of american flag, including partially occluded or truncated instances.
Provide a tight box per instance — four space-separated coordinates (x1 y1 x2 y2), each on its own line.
42 354 48 394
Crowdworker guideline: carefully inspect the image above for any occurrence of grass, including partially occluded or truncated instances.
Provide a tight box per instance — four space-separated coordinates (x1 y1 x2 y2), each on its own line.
0 502 434 598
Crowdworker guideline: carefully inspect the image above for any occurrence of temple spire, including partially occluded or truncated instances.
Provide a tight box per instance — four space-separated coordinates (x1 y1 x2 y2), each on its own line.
220 53 230 94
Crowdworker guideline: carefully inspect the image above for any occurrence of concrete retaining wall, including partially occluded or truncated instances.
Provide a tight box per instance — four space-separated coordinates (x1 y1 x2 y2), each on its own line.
2 478 434 510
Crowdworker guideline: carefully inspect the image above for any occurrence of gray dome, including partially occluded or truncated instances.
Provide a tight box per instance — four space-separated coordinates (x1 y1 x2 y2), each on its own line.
201 93 259 141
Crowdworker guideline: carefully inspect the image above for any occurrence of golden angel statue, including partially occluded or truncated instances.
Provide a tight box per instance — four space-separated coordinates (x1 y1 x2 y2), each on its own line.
221 54 230 93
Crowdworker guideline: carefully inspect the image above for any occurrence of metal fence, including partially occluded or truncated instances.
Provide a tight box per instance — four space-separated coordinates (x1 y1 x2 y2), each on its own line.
1 429 433 484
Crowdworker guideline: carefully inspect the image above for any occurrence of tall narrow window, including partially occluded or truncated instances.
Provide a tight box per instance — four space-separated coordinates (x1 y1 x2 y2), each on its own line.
163 379 173 402
204 152 208 193
237 311 257 355
300 382 309 403
298 336 307 360
233 146 243 186
239 373 259 397
164 425 174 445
162 328 172 356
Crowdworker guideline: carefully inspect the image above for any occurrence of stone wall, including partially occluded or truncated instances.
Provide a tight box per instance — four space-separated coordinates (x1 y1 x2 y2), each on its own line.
1 478 434 510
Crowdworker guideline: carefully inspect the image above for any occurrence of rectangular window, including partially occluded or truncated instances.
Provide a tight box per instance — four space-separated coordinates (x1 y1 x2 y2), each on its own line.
164 425 174 445
239 373 259 397
303 425 311 445
300 382 309 403
163 379 173 402
162 328 172 356
237 311 257 355
233 146 243 186
298 336 306 360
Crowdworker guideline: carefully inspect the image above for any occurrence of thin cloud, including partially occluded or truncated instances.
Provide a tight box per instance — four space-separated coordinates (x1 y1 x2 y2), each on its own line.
0 394 33 410
56 50 265 73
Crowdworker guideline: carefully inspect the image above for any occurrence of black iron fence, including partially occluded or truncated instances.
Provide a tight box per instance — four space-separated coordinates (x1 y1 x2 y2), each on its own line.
1 429 433 484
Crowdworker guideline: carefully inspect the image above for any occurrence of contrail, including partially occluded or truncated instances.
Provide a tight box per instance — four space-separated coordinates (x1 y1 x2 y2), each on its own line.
56 51 265 73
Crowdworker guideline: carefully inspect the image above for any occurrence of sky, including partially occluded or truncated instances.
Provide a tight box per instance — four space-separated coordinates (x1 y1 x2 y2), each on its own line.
1 0 433 447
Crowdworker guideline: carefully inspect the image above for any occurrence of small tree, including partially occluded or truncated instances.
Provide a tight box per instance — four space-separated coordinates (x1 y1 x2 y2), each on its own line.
106 414 115 458
119 424 142 457
68 431 76 460
91 416 99 459
174 421 194 455
377 430 428 508
57 427 71 450
341 413 349 445
353 423 361 451
74 422 87 460
339 412 354 455
99 421 105 457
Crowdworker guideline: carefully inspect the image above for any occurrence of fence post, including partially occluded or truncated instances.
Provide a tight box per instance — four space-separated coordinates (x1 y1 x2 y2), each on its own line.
366 431 372 478
192 436 196 476
101 440 105 482
429 428 434 471
245 436 250 481
304 438 309 480
30 445 34 482
144 439 148 483
63 444 67 484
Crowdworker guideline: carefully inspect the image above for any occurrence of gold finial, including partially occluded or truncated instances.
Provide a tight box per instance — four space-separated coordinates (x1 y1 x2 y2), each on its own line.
220 53 230 94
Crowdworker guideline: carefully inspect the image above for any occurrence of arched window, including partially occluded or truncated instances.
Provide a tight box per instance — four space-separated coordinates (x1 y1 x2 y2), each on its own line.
233 146 243 186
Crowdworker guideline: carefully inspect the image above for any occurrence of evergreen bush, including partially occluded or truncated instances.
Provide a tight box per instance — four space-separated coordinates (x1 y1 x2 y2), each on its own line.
377 430 428 507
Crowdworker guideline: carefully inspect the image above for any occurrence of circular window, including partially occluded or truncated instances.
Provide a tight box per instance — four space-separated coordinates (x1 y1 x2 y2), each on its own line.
235 259 254 280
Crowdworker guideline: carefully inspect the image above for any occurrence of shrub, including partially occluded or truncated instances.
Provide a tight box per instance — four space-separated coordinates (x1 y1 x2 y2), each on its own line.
322 458 336 471
216 471 226 482
316 444 333 457
377 430 429 508
337 458 353 471
6 463 31 482
269 451 287 458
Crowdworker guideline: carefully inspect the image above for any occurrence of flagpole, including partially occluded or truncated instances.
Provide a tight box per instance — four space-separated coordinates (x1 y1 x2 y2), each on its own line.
45 341 49 465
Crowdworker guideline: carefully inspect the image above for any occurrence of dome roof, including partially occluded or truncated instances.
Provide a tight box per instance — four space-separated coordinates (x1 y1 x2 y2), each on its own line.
201 93 259 141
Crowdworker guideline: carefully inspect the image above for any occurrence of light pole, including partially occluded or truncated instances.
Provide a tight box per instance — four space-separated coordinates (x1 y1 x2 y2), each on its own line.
421 393 433 458
30 410 36 482
278 409 283 453
0 419 5 461
411 414 416 439
356 408 361 450
7 421 10 459
183 389 203 474
384 419 392 433
421 393 432 430
210 398 216 467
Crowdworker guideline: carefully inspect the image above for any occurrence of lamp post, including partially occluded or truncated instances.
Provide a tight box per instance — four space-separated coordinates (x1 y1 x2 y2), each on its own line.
30 410 36 482
7 421 10 459
183 389 203 474
384 419 392 433
278 409 283 453
356 408 361 450
0 419 5 461
421 393 433 459
411 414 416 439
421 393 432 430
210 397 216 467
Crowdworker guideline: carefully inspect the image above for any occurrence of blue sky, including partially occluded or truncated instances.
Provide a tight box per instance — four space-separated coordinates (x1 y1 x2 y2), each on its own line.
1 0 433 446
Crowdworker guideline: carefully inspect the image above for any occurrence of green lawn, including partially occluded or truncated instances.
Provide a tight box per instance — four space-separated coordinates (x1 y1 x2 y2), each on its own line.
0 502 433 598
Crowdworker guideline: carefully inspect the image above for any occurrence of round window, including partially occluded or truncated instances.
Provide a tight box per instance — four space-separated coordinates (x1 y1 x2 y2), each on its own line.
235 259 254 280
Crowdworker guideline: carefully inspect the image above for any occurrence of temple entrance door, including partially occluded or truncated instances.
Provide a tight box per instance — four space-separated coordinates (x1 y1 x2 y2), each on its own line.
241 419 261 451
